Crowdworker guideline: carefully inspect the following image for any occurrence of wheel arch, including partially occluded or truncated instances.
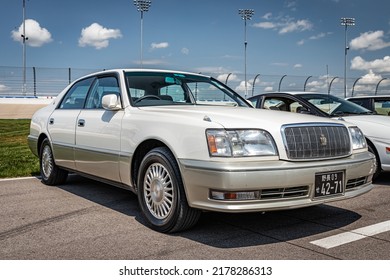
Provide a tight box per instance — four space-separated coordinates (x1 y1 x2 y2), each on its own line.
37 133 49 156
366 137 382 179
366 138 381 165
131 139 174 191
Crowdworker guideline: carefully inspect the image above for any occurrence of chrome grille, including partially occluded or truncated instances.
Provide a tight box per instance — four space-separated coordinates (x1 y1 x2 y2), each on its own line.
283 124 351 160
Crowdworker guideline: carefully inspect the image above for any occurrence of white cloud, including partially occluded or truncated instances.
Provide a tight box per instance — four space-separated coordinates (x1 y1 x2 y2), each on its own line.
279 19 312 34
262 13 273 20
352 70 386 94
307 80 325 87
359 70 382 84
195 66 231 74
285 1 297 11
254 16 313 34
253 22 276 29
181 47 189 55
0 84 10 92
350 30 390 51
217 73 239 83
151 42 169 49
11 19 52 47
309 32 331 40
78 23 122 50
294 64 303 69
235 80 253 93
298 32 332 46
351 56 390 73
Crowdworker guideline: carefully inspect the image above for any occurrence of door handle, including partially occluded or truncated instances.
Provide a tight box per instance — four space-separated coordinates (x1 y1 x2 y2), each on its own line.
49 118 54 125
78 119 85 127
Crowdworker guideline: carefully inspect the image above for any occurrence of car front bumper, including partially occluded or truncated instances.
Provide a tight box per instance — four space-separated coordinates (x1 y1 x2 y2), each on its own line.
179 152 375 213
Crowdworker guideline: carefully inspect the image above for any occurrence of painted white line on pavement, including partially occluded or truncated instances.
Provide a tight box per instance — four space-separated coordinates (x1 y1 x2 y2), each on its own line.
0 176 38 182
310 220 390 249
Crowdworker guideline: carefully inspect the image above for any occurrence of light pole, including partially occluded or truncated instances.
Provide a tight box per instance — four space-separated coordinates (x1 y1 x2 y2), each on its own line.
133 0 152 67
341 17 355 98
239 9 254 98
21 0 28 95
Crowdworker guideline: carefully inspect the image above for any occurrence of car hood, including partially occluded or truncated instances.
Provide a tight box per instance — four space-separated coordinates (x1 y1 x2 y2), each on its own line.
339 115 390 139
139 105 342 130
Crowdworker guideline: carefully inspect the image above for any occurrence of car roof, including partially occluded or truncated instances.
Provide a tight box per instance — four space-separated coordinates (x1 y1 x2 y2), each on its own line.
88 68 211 79
346 95 390 99
250 92 331 98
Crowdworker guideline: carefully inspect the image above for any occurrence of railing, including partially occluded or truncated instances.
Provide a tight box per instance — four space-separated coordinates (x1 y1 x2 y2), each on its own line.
0 66 389 98
0 66 101 97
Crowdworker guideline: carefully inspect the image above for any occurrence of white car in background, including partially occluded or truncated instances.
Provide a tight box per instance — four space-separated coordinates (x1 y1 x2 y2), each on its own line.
28 70 375 232
346 95 390 116
249 92 390 179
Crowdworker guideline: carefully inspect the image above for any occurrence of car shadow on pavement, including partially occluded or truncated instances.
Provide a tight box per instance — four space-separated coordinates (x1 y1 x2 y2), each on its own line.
175 205 362 248
57 175 363 249
57 174 140 217
374 172 390 186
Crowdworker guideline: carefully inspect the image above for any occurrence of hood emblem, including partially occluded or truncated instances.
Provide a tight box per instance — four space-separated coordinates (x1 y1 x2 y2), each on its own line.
203 115 212 122
319 134 327 146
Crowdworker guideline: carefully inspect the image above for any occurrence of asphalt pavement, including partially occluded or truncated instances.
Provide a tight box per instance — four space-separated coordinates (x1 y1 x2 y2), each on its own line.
0 173 389 260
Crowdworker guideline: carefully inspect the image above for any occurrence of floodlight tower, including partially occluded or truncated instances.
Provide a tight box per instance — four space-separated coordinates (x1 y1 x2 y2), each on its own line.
341 17 355 98
21 0 28 95
134 0 152 66
239 9 254 98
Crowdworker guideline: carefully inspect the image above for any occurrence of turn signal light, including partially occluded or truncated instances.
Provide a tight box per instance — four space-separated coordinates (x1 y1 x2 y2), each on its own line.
210 190 260 201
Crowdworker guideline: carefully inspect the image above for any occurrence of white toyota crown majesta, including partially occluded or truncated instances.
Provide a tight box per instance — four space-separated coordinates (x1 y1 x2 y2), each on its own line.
28 69 375 232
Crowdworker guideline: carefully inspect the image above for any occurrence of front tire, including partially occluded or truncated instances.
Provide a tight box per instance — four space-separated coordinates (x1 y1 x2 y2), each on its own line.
39 138 68 185
137 147 201 233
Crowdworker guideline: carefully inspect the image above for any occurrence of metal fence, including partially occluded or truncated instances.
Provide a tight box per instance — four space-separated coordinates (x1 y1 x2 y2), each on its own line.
0 66 389 98
0 66 101 97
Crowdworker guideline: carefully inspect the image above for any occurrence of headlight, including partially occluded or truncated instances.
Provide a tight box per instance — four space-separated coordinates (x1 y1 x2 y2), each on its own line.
349 126 367 150
206 129 278 157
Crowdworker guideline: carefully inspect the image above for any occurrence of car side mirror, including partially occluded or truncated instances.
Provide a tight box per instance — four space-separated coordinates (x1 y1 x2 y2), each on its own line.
296 106 311 114
102 94 121 111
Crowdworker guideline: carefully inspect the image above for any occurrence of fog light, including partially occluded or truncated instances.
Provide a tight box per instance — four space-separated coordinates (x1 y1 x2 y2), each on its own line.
210 190 259 201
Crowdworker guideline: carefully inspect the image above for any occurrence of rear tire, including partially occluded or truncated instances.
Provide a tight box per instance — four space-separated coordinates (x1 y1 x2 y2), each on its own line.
39 138 68 185
137 147 201 233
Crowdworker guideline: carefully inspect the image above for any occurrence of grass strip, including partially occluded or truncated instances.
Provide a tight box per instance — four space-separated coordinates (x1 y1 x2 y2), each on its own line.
0 119 40 178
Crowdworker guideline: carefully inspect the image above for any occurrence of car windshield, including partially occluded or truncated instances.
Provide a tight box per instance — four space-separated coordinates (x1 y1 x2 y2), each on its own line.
125 72 250 107
297 94 374 117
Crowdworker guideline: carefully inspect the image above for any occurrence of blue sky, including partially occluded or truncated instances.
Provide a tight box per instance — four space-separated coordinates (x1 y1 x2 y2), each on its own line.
1 0 390 94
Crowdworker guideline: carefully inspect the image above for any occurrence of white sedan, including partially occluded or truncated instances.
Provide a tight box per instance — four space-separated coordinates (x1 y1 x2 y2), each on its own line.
28 70 375 232
346 95 390 116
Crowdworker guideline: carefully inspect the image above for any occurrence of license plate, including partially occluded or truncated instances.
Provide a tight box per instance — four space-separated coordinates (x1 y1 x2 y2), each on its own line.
314 171 344 198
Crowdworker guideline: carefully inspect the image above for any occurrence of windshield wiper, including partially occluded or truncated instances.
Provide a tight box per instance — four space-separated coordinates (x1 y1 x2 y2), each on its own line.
331 111 374 117
358 111 375 115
